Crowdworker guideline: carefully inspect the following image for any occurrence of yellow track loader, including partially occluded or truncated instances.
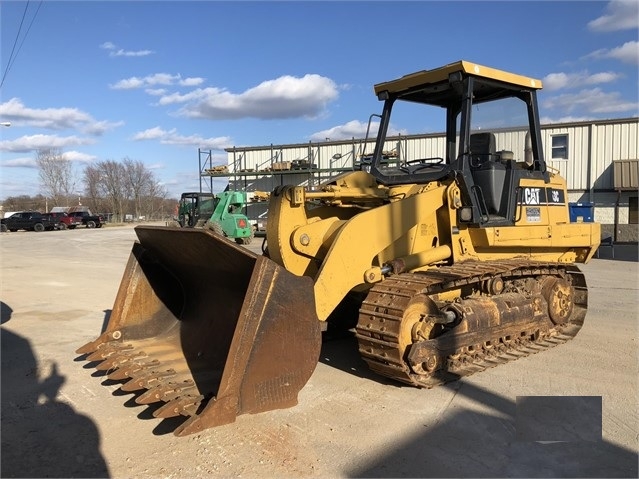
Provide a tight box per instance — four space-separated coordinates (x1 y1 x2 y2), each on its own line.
77 61 600 436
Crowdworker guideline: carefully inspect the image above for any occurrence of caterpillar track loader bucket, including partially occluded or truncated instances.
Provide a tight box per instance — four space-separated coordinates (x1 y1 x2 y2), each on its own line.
76 226 321 436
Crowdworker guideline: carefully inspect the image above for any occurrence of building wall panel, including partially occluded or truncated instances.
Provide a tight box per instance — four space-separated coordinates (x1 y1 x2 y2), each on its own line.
225 120 638 185
221 118 639 229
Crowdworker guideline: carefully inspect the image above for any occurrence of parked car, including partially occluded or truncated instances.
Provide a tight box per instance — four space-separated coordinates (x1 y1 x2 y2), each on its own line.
0 211 57 232
67 210 105 228
42 212 81 230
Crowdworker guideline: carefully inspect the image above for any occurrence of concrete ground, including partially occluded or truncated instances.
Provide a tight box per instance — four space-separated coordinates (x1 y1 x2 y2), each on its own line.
1 224 637 478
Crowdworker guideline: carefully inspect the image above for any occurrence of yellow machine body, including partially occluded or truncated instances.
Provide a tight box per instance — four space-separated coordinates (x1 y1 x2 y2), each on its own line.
77 61 601 435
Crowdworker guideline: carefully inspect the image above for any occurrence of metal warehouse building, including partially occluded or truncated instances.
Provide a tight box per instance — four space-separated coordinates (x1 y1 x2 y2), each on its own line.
199 116 638 242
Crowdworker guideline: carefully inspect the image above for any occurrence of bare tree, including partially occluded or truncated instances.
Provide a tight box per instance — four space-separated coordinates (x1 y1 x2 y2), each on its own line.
2 194 47 214
82 164 103 213
142 181 170 219
36 148 76 208
80 158 170 222
123 157 153 220
93 160 127 222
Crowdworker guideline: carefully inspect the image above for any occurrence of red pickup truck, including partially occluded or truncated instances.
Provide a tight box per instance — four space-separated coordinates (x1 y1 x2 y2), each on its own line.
42 212 82 230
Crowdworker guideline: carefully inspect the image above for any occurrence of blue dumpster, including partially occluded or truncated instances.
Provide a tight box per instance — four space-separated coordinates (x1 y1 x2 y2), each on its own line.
568 202 594 223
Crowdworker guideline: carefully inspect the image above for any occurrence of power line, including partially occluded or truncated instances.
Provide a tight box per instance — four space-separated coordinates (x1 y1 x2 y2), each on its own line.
1 0 44 90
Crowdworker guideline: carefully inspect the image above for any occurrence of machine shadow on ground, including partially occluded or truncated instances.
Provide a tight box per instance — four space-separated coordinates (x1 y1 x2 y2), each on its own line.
347 380 638 478
318 329 637 478
319 331 396 385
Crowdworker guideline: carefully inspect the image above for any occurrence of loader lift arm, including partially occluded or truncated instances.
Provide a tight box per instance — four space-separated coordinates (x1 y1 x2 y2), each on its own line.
266 181 453 321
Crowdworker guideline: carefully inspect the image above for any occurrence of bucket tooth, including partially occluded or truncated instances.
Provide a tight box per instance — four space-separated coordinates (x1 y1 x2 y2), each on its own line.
122 369 177 392
86 343 133 362
135 386 165 405
136 381 186 405
77 336 110 355
136 380 197 405
120 378 147 392
77 340 100 355
95 351 140 371
108 359 158 381
85 350 107 362
154 395 204 418
77 330 127 355
95 355 125 372
107 366 138 381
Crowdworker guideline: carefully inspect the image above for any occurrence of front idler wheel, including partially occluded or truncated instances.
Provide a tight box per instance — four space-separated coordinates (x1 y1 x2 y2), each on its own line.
541 277 574 325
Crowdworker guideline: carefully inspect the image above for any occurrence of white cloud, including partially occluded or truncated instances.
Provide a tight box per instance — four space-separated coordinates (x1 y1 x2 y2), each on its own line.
0 150 92 169
100 41 154 57
156 88 213 105
83 119 124 136
588 0 639 32
168 74 339 120
63 151 97 163
584 41 639 65
0 98 91 129
607 41 639 64
110 73 204 90
131 126 171 141
131 126 232 150
543 70 624 91
0 134 96 153
110 48 154 57
542 88 639 115
179 77 205 87
309 119 407 142
0 98 121 135
119 73 339 121
146 88 168 96
111 77 145 89
1 156 37 168
162 134 231 149
309 120 370 141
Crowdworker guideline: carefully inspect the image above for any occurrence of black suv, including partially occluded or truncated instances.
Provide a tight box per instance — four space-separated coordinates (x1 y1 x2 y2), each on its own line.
0 211 57 232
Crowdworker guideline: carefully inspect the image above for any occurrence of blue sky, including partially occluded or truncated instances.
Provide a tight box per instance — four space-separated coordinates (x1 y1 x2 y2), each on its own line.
1 1 637 200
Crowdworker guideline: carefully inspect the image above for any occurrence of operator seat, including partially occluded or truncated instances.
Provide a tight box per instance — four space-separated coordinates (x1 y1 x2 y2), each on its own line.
470 132 496 166
470 132 507 216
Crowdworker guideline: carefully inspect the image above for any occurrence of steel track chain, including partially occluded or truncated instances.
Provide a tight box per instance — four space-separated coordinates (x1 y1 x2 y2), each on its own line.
355 259 588 388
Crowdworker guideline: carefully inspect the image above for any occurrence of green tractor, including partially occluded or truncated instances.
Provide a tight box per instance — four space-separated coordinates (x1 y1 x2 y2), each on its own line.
177 191 254 245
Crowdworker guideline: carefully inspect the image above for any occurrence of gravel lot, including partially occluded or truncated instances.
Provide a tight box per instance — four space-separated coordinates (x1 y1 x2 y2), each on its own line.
1 224 637 478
